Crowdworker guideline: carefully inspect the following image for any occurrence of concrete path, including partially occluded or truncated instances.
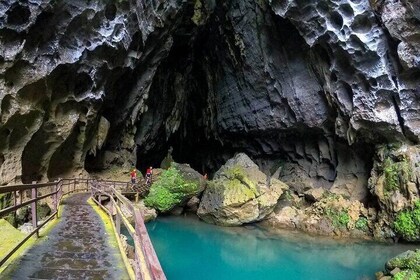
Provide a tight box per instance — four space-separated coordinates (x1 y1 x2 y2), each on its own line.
3 193 130 279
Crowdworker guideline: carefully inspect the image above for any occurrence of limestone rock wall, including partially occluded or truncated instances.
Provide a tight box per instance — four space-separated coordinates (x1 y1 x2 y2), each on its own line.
0 0 419 198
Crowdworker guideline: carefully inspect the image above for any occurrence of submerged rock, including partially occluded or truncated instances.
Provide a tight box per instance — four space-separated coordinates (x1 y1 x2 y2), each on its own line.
197 153 287 226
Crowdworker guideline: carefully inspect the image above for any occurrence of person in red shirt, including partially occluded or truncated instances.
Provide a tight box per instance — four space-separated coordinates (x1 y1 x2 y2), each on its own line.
130 168 137 184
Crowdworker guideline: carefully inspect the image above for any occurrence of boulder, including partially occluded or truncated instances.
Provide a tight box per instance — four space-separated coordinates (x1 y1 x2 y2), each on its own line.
197 153 287 226
376 249 420 279
136 201 157 222
144 162 206 212
169 206 184 216
263 190 373 239
304 188 326 203
263 206 299 229
185 196 200 213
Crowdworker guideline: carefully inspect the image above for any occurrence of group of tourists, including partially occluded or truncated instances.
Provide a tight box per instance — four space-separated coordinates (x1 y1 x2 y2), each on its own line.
130 166 153 186
130 165 208 188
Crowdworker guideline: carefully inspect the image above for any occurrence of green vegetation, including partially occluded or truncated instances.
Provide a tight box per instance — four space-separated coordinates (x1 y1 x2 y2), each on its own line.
283 190 293 201
225 165 258 195
324 207 350 228
221 165 259 201
392 270 418 280
4 203 51 228
191 0 204 25
144 167 198 212
394 200 420 240
355 217 369 231
322 191 340 201
0 219 25 261
383 156 411 195
0 193 12 210
389 250 420 276
5 206 29 227
393 270 418 280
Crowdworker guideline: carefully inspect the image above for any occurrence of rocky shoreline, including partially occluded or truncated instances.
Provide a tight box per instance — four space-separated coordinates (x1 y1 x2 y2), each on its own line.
137 147 419 243
111 148 417 279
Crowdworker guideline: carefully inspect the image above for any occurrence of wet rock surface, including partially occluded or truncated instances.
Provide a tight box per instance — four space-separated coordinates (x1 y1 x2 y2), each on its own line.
3 193 129 279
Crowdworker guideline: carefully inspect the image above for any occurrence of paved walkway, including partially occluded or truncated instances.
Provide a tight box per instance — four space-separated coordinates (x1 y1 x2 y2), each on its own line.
3 193 130 279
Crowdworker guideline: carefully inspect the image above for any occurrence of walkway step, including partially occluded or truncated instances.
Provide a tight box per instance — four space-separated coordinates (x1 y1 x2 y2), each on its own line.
3 193 130 280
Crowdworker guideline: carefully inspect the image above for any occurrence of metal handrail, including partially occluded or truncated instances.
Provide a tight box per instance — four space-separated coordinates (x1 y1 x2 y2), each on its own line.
90 180 166 280
0 178 89 267
0 178 165 280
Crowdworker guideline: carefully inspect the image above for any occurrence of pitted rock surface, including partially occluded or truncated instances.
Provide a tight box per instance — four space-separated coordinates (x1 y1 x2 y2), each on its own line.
0 0 419 215
3 193 129 279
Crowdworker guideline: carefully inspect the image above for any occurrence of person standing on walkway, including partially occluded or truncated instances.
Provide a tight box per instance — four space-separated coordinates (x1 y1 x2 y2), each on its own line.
130 168 137 184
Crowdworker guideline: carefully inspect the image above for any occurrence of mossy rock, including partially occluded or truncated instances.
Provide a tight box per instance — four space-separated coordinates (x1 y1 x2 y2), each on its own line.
197 153 287 226
144 164 203 213
385 249 420 277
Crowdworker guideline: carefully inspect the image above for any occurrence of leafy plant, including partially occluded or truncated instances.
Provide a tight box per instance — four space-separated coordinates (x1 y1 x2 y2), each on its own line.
355 217 368 231
389 250 420 275
144 167 198 212
392 271 407 280
394 200 420 240
383 156 412 196
324 207 350 228
0 193 12 210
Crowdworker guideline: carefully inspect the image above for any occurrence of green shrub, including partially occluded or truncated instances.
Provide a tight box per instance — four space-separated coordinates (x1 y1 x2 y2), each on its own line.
355 217 369 231
0 193 12 210
394 200 420 240
383 157 412 195
413 200 420 226
389 250 420 274
324 208 350 228
144 167 198 212
393 271 407 280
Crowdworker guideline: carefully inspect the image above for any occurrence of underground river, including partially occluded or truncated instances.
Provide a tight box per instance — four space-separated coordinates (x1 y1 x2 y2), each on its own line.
142 215 417 280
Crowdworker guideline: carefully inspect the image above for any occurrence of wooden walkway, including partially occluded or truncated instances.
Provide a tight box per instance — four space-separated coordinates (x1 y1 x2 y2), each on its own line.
2 193 130 279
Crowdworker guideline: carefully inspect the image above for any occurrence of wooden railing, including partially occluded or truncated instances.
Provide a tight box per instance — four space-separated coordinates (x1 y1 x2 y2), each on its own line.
90 180 166 280
0 178 166 280
0 178 89 267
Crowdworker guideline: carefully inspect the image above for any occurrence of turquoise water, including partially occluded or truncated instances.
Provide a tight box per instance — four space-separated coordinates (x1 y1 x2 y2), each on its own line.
144 216 418 280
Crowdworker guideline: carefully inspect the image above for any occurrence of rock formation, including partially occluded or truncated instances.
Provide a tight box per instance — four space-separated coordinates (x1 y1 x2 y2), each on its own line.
377 249 420 280
144 162 206 213
197 153 287 226
0 0 419 238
